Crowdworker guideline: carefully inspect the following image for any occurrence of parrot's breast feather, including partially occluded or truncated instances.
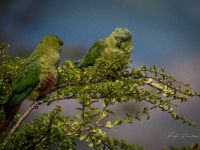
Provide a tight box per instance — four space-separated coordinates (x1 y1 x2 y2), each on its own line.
29 57 58 98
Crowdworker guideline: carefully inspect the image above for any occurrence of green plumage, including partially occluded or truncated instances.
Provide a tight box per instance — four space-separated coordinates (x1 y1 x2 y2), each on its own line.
77 27 133 68
5 59 41 112
1 35 63 132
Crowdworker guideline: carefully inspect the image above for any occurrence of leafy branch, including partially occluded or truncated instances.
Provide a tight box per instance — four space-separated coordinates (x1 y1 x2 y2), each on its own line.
0 43 199 149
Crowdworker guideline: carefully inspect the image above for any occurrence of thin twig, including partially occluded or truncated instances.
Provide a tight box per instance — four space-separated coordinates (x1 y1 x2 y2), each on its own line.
73 60 81 65
9 101 42 134
25 109 55 149
9 95 74 134
88 130 98 150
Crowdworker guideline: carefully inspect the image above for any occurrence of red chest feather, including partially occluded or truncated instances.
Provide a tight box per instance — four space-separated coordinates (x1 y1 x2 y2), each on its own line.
37 72 57 96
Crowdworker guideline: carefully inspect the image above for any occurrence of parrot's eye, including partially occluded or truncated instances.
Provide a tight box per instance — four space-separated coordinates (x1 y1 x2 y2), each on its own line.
59 40 64 46
115 36 128 48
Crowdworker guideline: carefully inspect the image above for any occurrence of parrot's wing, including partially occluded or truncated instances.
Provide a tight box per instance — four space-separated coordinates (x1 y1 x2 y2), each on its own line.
5 58 41 113
77 39 107 68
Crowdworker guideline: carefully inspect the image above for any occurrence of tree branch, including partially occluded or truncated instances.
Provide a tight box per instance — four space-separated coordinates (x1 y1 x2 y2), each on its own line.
24 109 55 149
9 95 74 134
9 101 42 134
7 65 200 135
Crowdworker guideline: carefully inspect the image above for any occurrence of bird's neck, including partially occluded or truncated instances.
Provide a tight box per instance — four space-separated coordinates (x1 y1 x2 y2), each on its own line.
32 44 57 56
31 44 60 67
106 36 117 48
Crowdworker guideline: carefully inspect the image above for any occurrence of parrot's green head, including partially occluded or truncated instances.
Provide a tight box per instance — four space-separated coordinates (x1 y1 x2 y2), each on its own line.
39 35 63 53
106 28 133 53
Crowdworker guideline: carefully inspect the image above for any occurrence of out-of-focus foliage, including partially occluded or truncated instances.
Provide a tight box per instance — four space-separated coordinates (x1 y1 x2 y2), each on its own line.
164 144 200 150
0 43 199 149
0 43 25 125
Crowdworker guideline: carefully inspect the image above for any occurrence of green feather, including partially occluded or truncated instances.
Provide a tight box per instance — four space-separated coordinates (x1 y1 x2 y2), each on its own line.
4 35 63 119
5 87 34 117
12 58 41 93
5 59 41 113
77 27 133 68
77 39 107 68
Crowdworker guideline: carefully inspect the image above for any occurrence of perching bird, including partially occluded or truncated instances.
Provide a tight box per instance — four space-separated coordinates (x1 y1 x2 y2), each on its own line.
77 27 133 68
0 35 63 132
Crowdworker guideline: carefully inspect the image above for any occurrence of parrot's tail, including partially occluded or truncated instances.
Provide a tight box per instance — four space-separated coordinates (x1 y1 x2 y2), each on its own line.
0 104 21 133
0 115 14 133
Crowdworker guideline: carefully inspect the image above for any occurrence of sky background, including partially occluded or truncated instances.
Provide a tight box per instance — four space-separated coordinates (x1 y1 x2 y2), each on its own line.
1 0 200 149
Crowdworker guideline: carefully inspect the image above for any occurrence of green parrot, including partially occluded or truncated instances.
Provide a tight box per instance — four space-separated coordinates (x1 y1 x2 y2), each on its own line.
77 27 133 68
0 35 63 132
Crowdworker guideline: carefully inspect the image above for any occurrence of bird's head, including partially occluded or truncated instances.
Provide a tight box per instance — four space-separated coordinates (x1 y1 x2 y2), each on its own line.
106 28 133 53
39 35 63 53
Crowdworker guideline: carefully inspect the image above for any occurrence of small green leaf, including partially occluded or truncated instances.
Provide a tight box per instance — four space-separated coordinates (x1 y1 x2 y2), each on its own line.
106 121 114 128
114 119 123 125
104 99 110 107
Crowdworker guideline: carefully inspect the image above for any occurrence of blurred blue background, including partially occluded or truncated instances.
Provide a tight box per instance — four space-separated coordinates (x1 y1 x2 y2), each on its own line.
1 0 200 149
